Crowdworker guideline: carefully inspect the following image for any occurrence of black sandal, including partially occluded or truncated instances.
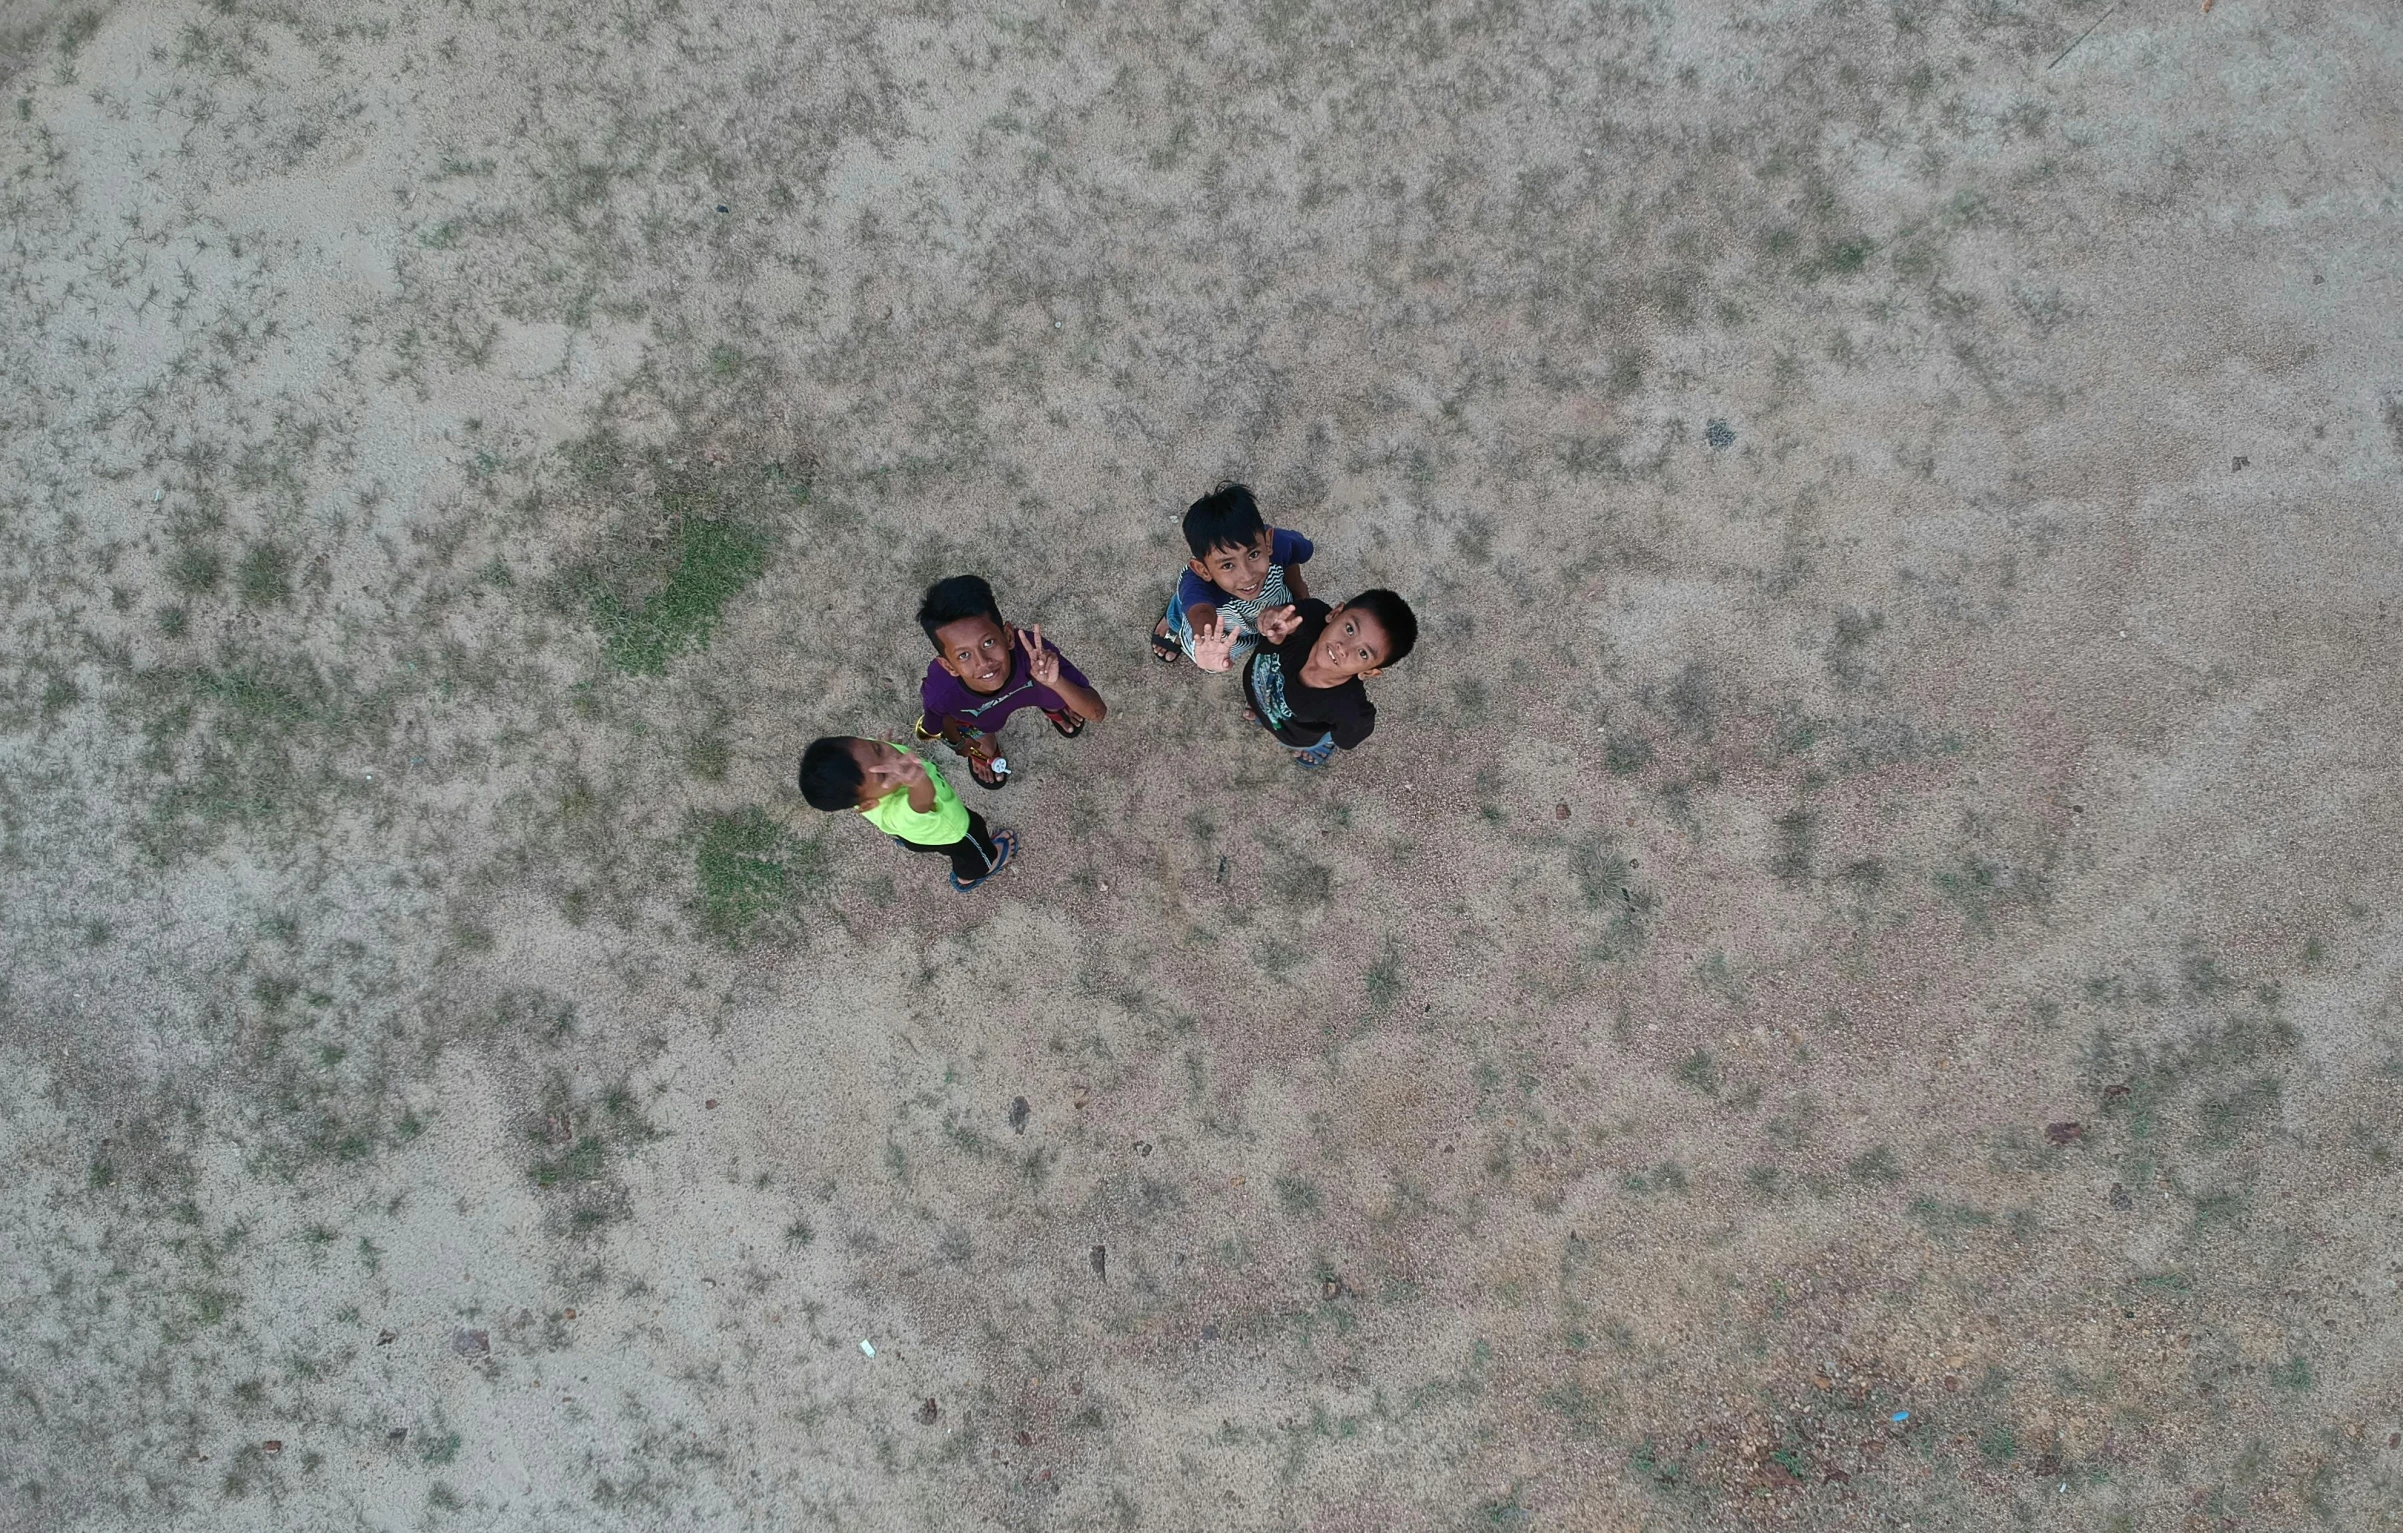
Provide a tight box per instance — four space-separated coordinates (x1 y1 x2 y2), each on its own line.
1044 708 1085 740
966 752 1009 790
1150 626 1182 664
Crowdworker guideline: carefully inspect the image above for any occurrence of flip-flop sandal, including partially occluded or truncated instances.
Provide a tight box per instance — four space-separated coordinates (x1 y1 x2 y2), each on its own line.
1293 743 1335 769
1150 628 1183 664
967 753 1009 790
951 829 1017 892
1044 708 1085 739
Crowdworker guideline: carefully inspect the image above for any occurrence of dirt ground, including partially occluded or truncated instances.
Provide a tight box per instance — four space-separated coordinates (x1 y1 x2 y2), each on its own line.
2 1 2399 1529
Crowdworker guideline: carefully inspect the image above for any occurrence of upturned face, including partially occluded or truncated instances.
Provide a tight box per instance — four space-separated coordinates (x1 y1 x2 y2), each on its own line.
933 612 1013 694
1191 531 1273 602
846 737 919 803
1312 604 1391 680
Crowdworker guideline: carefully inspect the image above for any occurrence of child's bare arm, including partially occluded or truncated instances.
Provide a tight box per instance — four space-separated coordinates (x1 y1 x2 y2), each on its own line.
1283 566 1310 602
900 755 936 813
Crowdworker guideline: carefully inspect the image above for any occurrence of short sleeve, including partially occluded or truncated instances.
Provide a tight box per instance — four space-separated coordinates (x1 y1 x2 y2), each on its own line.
1331 693 1376 750
1047 641 1090 698
1176 567 1220 610
919 660 955 719
1271 527 1314 566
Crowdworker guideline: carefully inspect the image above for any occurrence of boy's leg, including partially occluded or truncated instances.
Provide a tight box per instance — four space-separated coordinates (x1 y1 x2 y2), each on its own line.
944 811 1012 886
939 810 997 881
1152 589 1189 662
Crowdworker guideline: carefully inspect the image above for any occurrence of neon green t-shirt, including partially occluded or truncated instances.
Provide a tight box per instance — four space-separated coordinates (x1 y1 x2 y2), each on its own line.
856 746 968 845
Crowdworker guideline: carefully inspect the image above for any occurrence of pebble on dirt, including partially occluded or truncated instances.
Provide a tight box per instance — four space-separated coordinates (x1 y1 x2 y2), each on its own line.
1009 1096 1030 1133
1090 1245 1106 1279
917 1397 939 1425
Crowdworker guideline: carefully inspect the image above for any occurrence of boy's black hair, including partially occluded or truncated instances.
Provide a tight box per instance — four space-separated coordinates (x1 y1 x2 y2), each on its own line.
798 736 865 811
1346 589 1419 666
917 575 1004 648
1181 481 1268 560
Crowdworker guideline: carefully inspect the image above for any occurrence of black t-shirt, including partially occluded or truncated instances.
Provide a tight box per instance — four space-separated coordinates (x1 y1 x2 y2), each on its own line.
1243 599 1377 749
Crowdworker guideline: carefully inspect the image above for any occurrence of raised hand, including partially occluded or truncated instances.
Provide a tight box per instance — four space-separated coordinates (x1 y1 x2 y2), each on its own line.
1018 624 1061 689
1189 614 1239 672
1255 603 1301 644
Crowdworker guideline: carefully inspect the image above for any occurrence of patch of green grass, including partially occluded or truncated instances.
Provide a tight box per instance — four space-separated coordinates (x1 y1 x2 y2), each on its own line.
1977 1424 2018 1463
692 806 823 947
590 514 768 674
2267 1354 2312 1391
554 440 799 676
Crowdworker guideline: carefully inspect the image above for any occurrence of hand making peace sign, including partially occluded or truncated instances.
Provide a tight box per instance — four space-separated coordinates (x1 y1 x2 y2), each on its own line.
1018 625 1061 689
1254 603 1303 645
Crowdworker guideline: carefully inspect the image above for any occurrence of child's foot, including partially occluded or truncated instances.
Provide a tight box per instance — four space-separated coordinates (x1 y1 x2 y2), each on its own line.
967 753 1009 790
1043 707 1085 739
1292 742 1335 769
1150 621 1182 664
952 830 1016 892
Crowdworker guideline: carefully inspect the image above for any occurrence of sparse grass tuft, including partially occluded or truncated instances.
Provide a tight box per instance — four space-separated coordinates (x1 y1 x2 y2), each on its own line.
237 541 293 606
1672 1050 1720 1095
167 543 223 595
1273 1176 1321 1215
1847 1145 1904 1185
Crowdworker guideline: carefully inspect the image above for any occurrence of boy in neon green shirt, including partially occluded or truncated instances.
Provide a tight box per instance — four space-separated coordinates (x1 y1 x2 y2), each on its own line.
797 735 1016 891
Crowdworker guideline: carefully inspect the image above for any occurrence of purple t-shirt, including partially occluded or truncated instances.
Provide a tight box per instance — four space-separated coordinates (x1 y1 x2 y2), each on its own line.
920 636 1091 735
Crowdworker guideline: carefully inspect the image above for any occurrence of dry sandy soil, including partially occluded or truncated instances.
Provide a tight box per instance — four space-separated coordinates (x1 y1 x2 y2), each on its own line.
3 1 2400 1529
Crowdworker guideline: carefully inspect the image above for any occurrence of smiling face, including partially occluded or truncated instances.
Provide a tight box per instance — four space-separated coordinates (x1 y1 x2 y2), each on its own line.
932 612 1014 694
1312 603 1392 680
1190 531 1273 602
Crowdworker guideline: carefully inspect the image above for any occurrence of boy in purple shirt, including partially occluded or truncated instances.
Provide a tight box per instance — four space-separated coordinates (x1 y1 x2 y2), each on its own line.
1148 482 1314 671
913 575 1108 790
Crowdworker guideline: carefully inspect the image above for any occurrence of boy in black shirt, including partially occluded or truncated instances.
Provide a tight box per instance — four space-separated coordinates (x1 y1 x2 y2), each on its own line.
1220 589 1417 768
